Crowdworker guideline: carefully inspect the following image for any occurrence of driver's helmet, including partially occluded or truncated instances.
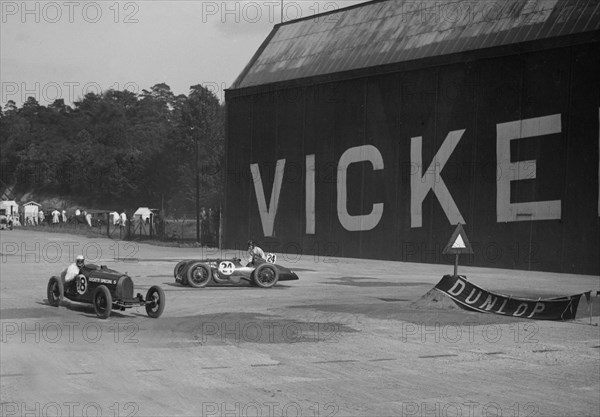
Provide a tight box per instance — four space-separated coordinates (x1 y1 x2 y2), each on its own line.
76 255 85 267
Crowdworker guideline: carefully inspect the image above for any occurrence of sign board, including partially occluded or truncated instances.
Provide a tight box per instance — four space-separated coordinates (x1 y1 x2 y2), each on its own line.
442 223 473 255
435 275 582 321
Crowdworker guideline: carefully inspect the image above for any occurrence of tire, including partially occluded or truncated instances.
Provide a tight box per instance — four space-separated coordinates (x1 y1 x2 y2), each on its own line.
145 285 166 318
92 285 112 319
173 260 189 282
252 263 279 288
47 276 64 307
186 262 212 288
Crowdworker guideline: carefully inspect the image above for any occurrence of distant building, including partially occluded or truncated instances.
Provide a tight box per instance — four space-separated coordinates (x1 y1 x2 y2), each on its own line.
0 200 19 217
23 201 41 225
133 207 155 222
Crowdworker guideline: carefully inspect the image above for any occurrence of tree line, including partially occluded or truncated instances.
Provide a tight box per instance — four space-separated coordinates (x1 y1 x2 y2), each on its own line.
0 83 225 216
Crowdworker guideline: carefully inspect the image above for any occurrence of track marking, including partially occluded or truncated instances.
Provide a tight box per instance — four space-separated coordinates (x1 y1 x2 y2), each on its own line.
418 354 458 359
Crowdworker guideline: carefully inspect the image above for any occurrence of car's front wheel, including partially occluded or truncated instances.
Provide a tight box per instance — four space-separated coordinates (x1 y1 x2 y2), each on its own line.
92 285 112 319
145 285 165 318
186 262 212 288
47 276 63 307
252 264 279 288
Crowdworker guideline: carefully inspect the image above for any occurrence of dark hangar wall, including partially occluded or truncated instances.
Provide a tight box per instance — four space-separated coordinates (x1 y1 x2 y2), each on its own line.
224 40 600 275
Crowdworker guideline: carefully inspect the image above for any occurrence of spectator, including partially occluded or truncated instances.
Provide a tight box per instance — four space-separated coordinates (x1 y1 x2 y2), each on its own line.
200 207 208 246
85 211 92 227
120 210 127 227
111 211 120 225
38 210 45 225
62 209 67 223
52 209 60 226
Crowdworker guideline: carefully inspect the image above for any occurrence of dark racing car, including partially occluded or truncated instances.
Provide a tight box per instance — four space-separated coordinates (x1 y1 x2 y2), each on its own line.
173 256 299 289
47 264 165 319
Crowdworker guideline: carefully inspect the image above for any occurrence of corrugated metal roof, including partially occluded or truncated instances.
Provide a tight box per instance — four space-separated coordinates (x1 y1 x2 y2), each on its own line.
231 0 600 89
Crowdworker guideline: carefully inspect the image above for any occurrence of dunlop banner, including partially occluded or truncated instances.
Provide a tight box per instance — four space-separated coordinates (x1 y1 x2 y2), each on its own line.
434 275 582 320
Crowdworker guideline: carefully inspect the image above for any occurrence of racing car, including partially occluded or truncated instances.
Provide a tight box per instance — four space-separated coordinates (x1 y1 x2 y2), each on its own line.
47 264 165 319
173 255 299 288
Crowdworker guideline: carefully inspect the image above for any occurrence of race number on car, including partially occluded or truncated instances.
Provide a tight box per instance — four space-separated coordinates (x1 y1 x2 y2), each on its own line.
218 261 235 275
76 275 88 295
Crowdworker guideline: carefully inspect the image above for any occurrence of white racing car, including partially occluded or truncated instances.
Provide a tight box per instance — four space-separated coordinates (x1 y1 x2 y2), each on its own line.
173 255 299 289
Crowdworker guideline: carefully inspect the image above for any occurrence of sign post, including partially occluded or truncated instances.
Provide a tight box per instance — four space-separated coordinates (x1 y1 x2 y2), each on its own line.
454 253 459 277
442 223 473 277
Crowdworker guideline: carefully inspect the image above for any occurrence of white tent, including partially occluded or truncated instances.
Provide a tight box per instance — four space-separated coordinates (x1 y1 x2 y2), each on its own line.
0 200 18 216
133 207 153 222
23 201 41 225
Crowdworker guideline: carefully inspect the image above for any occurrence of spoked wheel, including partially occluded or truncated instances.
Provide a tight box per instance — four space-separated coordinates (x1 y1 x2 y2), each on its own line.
173 260 188 281
252 264 279 288
145 285 165 318
186 262 212 288
47 276 64 307
92 285 112 319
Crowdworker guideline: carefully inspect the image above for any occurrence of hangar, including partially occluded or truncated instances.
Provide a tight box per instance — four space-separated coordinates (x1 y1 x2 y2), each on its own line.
224 0 600 275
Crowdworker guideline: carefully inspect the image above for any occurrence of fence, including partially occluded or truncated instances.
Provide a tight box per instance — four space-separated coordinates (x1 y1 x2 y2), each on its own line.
10 210 222 248
108 215 221 247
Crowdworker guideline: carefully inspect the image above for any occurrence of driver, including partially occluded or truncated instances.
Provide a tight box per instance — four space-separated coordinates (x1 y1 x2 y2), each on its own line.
62 255 85 290
246 240 266 267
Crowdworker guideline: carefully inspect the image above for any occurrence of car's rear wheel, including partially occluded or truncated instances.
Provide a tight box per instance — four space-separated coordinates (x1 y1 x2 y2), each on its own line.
173 260 188 281
186 262 212 288
145 285 165 318
252 264 279 288
47 276 63 307
93 285 112 319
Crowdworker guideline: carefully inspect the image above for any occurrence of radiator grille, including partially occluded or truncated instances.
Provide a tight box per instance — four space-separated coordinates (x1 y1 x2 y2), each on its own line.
116 276 134 299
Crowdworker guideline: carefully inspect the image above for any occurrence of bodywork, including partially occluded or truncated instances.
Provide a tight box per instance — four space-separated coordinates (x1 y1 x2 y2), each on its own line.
63 264 139 307
47 264 165 319
174 258 299 287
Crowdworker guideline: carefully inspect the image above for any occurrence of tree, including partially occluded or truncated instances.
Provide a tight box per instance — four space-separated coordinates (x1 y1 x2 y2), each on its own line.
0 84 225 216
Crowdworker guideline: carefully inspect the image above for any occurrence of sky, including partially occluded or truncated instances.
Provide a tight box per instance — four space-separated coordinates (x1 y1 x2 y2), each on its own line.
1 0 368 106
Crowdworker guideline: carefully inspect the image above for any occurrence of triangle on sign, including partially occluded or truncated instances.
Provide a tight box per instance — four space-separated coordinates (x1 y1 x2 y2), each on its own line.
442 223 474 255
451 234 466 249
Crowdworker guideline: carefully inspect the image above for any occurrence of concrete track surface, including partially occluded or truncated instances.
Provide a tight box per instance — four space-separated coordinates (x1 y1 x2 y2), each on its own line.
1 230 599 417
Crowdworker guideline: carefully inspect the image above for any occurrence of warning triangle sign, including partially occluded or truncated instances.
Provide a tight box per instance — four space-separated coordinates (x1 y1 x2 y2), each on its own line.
452 234 466 249
443 223 474 255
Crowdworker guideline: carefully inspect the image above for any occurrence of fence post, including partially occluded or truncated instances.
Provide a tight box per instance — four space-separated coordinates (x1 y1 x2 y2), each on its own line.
218 206 222 250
